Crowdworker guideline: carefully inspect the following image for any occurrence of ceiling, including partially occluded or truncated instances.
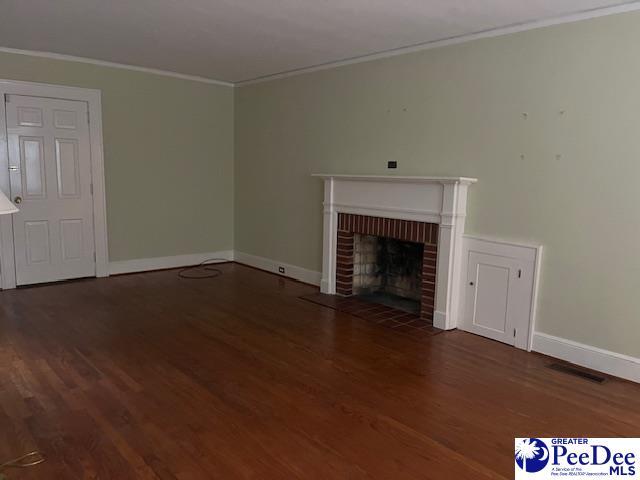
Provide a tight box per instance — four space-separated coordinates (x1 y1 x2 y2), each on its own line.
0 0 636 84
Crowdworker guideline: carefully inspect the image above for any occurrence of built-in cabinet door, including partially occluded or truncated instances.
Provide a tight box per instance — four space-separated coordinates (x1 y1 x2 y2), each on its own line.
461 250 531 347
5 94 95 285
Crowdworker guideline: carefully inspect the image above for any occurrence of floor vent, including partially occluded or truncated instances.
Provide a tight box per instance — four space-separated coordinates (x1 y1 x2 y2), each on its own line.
547 363 606 383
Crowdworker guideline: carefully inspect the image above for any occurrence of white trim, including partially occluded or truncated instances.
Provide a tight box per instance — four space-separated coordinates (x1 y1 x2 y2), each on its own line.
109 250 234 275
312 174 477 185
237 1 640 86
532 332 640 384
0 46 234 88
530 244 544 352
0 96 14 288
234 251 321 286
464 234 543 252
330 204 442 224
106 249 640 385
460 235 542 351
0 79 109 288
462 235 540 263
1 2 638 87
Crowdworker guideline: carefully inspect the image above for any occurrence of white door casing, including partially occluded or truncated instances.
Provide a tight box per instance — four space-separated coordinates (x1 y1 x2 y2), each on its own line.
0 80 108 289
6 95 95 285
460 236 542 350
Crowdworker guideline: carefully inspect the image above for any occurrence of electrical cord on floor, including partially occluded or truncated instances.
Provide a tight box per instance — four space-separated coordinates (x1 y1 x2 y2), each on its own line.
0 451 45 478
177 258 228 279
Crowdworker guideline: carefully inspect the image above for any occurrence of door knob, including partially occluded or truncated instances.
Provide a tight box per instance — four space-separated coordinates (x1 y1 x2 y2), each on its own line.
469 281 474 286
14 196 22 204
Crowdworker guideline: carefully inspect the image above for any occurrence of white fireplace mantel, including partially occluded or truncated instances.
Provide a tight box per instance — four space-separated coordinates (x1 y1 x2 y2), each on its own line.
313 174 477 330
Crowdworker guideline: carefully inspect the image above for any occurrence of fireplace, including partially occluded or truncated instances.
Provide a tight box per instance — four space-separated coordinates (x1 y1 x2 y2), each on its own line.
335 213 438 322
314 174 476 330
353 235 422 304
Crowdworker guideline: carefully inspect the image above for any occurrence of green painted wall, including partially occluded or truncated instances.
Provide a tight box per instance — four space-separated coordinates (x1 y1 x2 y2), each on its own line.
3 11 639 358
235 11 640 357
0 51 234 261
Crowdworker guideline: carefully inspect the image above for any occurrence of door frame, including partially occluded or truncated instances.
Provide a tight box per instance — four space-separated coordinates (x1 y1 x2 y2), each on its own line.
0 79 109 289
459 235 543 351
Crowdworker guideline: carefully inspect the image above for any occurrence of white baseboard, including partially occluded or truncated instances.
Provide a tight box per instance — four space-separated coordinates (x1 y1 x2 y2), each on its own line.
108 250 321 286
532 332 640 383
234 251 321 286
109 250 234 275
110 251 639 383
433 311 447 330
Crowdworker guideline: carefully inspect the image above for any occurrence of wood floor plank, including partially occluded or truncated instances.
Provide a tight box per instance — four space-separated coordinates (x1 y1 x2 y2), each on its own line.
0 263 638 479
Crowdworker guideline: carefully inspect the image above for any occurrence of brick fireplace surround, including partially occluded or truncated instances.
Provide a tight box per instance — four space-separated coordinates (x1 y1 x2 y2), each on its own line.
336 213 438 323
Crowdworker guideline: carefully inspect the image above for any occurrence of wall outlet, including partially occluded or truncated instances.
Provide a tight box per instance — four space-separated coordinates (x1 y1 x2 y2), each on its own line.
278 266 285 274
387 161 397 169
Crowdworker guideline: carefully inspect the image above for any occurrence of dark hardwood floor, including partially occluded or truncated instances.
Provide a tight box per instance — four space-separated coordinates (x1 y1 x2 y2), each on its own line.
1 263 639 479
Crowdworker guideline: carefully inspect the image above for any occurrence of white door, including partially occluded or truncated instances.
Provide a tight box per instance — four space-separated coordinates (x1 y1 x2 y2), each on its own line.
5 94 95 285
460 238 538 349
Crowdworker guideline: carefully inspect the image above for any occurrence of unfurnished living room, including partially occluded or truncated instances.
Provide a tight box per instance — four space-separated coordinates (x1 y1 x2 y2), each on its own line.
0 1 640 479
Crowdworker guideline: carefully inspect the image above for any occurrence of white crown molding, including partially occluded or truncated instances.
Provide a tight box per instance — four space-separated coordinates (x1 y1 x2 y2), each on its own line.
237 1 640 86
109 250 234 275
532 332 640 383
2 2 639 88
0 46 234 88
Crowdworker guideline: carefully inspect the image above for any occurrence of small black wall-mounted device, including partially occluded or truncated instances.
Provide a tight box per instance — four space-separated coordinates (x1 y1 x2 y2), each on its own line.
387 161 397 169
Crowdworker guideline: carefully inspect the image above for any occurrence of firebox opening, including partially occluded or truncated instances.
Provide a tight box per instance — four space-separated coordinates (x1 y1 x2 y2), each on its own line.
352 234 423 314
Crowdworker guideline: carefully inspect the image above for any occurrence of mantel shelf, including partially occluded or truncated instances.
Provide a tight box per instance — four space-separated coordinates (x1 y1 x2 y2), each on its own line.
312 174 477 185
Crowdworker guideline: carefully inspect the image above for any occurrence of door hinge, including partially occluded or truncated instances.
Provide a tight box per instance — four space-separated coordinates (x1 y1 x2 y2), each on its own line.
4 94 10 103
90 183 93 195
93 252 96 261
518 269 522 278
513 328 517 338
